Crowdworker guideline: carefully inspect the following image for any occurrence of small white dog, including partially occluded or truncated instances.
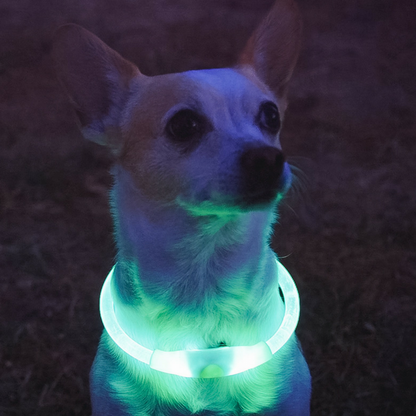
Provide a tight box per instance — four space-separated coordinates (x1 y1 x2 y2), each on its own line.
53 0 311 414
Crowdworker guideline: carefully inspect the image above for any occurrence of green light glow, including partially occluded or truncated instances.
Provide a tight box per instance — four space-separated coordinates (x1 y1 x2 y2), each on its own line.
100 260 300 378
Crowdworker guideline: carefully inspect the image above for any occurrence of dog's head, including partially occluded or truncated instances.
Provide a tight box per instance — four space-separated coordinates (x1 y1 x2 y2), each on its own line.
53 0 301 215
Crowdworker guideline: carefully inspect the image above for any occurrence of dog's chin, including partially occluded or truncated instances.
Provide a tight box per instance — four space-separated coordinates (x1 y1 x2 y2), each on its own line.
177 189 283 217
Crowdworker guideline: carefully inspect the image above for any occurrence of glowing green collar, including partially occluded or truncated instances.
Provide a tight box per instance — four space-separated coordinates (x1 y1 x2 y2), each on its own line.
100 260 300 378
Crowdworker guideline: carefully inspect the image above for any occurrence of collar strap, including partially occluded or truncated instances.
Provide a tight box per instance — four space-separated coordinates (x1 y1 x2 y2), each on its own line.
100 260 300 378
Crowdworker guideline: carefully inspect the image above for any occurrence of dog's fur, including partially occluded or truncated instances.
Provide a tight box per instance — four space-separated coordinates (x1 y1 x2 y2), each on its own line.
53 1 311 415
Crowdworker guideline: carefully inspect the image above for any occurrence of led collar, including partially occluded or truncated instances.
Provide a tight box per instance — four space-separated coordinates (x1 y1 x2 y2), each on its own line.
100 260 300 378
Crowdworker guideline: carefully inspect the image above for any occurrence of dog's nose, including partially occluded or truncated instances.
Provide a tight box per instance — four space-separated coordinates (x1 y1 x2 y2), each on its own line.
241 146 285 182
240 146 286 201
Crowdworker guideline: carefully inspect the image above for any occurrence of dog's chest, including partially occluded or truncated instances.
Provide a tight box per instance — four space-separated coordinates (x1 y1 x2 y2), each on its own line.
109 335 296 416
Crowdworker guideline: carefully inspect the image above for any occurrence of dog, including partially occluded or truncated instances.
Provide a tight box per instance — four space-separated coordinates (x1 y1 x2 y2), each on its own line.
52 0 311 414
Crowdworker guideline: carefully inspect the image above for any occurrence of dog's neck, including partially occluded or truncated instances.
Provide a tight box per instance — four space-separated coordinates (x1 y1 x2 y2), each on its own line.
107 165 284 350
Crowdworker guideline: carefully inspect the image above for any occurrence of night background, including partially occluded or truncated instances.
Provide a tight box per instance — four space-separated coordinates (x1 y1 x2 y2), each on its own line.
1 0 415 414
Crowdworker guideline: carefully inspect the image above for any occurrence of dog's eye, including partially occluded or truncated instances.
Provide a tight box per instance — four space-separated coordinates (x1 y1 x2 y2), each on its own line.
166 109 204 142
258 101 281 134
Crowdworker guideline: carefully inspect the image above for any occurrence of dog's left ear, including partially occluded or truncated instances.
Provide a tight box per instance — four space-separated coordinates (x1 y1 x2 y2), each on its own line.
52 24 140 153
239 0 302 103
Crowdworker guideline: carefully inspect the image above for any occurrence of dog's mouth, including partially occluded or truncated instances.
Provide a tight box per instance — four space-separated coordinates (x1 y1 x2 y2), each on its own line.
240 188 281 207
177 148 291 216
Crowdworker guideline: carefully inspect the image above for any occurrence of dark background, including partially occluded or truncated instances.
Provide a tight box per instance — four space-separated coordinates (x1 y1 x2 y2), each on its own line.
1 0 415 414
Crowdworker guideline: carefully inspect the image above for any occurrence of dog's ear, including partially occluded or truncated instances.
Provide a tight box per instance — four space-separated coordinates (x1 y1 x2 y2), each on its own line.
52 24 140 152
239 0 302 102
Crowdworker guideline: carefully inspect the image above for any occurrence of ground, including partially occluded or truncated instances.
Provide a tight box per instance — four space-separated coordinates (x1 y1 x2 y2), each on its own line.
0 0 415 415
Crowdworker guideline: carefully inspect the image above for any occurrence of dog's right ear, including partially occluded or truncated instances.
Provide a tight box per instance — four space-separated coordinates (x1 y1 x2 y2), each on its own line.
239 0 302 104
52 24 141 152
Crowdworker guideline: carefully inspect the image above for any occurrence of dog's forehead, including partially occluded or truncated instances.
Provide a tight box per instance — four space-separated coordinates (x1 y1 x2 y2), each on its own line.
135 68 273 110
183 68 268 96
181 68 274 108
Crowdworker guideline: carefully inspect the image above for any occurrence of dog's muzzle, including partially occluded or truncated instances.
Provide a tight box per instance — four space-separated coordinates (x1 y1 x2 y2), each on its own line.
99 260 300 378
240 146 288 203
